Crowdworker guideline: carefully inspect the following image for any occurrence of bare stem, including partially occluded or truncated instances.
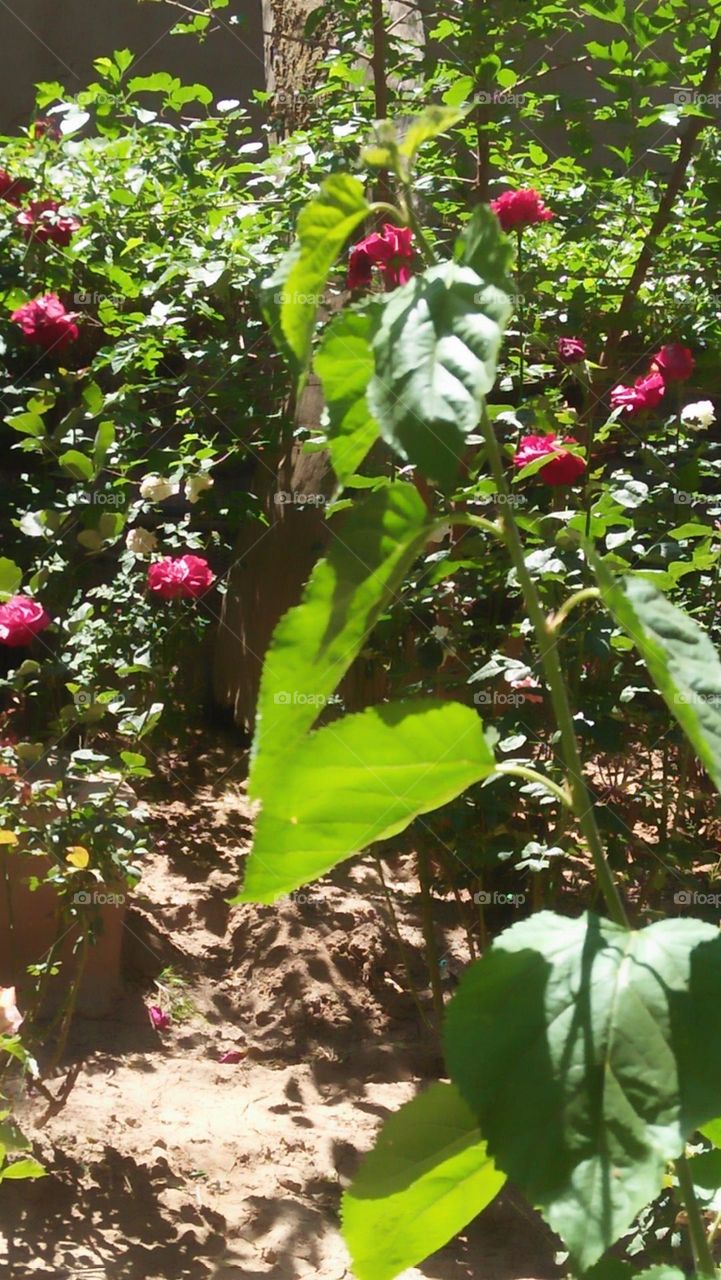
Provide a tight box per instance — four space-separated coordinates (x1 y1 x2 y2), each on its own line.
478 406 628 927
676 1152 717 1278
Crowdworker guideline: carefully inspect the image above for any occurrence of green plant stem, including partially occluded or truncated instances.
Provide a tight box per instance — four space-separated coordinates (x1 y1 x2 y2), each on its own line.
401 186 437 266
676 1153 717 1278
549 587 601 634
418 847 445 1024
479 405 629 928
516 228 525 400
368 200 405 222
495 762 572 809
453 512 504 540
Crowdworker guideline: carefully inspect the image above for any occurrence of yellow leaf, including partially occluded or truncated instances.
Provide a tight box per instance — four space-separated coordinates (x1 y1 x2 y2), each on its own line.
66 846 90 869
0 832 18 846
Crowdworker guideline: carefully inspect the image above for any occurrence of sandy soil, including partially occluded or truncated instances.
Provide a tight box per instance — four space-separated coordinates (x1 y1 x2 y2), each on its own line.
0 737 559 1280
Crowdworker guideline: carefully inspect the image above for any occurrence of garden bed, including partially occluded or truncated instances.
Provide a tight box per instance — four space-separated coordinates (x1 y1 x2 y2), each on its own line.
0 733 558 1279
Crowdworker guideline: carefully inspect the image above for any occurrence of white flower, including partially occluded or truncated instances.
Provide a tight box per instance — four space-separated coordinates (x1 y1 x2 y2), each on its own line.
681 400 716 431
184 473 214 504
431 625 450 642
139 474 178 502
126 527 158 556
0 987 23 1036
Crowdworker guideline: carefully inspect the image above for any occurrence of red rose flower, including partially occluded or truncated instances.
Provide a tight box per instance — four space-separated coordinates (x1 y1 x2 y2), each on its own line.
650 343 694 383
16 199 81 247
490 188 554 233
0 170 31 206
0 596 50 647
33 119 62 143
514 433 586 486
610 369 665 415
557 337 587 364
11 294 79 351
347 223 414 291
347 246 373 290
147 555 215 601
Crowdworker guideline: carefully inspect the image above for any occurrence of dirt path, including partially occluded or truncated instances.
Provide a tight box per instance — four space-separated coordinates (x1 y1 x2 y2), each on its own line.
0 736 559 1280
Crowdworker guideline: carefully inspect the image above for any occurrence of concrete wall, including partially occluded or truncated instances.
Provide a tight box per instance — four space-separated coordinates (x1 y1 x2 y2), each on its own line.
0 0 265 130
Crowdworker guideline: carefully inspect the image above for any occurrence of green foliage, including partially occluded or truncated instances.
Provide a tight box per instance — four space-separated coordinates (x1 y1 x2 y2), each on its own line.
247 482 432 800
594 560 721 793
243 700 496 902
278 174 370 366
444 912 721 1269
315 307 380 487
342 1082 505 1280
368 260 512 491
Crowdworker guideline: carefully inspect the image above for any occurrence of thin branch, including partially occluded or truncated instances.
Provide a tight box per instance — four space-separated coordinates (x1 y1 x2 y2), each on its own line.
603 18 721 362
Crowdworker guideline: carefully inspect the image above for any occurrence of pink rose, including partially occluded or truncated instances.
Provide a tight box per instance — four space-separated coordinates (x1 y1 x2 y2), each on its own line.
650 343 694 383
0 170 31 206
16 199 80 247
557 337 587 364
610 369 666 415
490 188 554 233
347 223 414 291
147 554 215 601
0 596 50 647
11 294 79 351
514 433 586 487
148 1005 171 1031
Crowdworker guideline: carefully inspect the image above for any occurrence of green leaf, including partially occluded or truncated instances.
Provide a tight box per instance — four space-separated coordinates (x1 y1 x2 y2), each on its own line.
242 699 496 903
5 412 45 439
442 75 475 107
0 559 22 598
399 105 468 161
259 241 302 370
0 1119 29 1154
581 0 627 19
127 73 179 96
93 420 116 472
82 382 105 416
248 482 432 801
168 84 214 109
456 205 515 291
444 912 721 1270
368 260 512 491
280 175 370 366
342 1082 505 1280
59 449 94 481
315 307 380 487
593 555 721 793
0 1157 46 1181
701 1117 721 1148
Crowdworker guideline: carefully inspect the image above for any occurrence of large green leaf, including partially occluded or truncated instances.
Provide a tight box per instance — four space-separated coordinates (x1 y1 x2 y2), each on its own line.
593 555 721 792
444 911 721 1270
241 699 496 903
342 1082 505 1280
280 175 370 366
259 240 302 370
248 482 432 801
368 260 512 491
315 307 380 488
399 105 469 161
455 204 515 292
